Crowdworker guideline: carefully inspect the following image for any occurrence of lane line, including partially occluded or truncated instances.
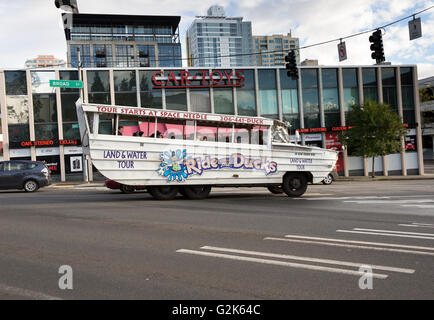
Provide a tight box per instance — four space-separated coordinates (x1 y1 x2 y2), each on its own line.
300 195 434 201
265 237 434 256
200 246 414 274
353 228 434 237
176 249 388 279
0 283 62 300
336 230 434 240
282 234 434 251
401 205 434 209
344 199 434 204
411 223 434 226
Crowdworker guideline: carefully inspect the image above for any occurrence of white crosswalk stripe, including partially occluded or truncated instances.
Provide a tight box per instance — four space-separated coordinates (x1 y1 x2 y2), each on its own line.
336 228 434 240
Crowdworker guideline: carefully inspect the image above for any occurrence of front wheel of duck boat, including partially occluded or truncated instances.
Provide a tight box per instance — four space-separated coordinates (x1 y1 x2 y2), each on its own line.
282 173 308 197
181 186 212 200
148 186 179 200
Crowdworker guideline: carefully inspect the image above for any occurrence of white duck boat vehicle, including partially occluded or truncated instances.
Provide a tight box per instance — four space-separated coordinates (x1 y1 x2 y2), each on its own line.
76 100 338 200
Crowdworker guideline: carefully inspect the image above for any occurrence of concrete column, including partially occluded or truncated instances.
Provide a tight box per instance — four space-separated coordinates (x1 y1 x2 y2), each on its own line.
209 69 214 114
396 66 407 176
338 67 349 177
55 70 66 182
0 71 10 160
233 69 238 116
26 70 36 161
254 69 260 117
83 70 89 103
413 66 424 175
358 68 369 176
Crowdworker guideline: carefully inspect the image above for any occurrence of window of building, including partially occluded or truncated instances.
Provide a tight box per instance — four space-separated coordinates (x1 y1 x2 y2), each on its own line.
301 69 320 128
342 68 359 116
190 88 211 113
60 71 80 140
139 71 162 109
166 89 187 111
258 69 278 119
382 67 397 111
401 67 415 125
5 71 27 95
213 88 234 115
114 70 137 107
87 70 110 105
322 69 340 127
362 68 378 103
280 69 299 129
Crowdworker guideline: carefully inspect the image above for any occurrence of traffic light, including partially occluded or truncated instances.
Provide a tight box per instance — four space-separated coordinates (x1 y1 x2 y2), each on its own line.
285 50 298 80
369 30 385 64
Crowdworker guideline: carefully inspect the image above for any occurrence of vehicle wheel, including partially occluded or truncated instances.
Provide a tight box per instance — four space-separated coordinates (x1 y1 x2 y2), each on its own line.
24 180 39 193
322 174 334 185
120 185 135 194
282 173 308 197
267 186 283 194
148 186 179 200
181 186 212 200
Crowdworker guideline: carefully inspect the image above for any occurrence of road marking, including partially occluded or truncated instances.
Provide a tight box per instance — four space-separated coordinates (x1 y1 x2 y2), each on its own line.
298 195 434 201
344 199 434 204
51 185 75 188
401 204 434 209
200 246 414 274
399 223 434 228
264 237 434 256
336 230 434 240
353 228 434 237
176 249 388 279
0 283 62 300
281 234 434 251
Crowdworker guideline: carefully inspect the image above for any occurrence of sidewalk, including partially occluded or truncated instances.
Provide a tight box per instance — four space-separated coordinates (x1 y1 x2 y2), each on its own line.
336 174 434 182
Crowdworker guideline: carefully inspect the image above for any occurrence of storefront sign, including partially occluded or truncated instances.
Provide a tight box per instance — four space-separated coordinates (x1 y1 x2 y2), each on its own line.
325 133 344 172
36 147 60 156
152 70 245 89
64 146 83 155
87 104 273 126
9 148 31 158
11 139 80 148
303 133 322 142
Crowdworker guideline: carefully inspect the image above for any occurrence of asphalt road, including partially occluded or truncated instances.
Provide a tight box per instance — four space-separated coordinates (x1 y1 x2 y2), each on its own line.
0 180 433 300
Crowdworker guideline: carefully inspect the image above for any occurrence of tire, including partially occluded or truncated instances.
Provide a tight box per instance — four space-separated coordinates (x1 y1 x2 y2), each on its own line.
120 185 135 194
282 173 308 197
148 186 179 200
181 186 212 200
267 186 284 194
322 174 334 185
23 180 39 193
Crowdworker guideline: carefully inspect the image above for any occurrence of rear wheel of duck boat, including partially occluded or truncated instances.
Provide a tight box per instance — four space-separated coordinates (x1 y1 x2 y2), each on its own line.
181 186 212 200
282 173 308 197
148 186 179 200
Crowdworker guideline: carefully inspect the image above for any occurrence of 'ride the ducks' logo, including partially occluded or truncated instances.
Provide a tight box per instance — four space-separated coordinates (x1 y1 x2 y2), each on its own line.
157 149 278 182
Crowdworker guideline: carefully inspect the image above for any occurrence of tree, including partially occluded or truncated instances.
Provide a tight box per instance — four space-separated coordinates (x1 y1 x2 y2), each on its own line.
341 100 407 178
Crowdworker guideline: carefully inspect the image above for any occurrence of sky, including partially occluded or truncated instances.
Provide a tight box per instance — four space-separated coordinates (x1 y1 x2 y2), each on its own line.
0 0 433 79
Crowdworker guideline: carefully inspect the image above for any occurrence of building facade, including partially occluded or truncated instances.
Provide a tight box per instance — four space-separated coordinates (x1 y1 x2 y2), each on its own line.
25 55 66 68
253 33 300 67
0 65 423 181
419 76 434 159
186 5 254 67
63 13 182 68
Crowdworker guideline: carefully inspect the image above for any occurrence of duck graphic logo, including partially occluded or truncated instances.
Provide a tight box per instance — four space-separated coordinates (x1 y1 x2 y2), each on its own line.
157 149 278 182
157 150 189 182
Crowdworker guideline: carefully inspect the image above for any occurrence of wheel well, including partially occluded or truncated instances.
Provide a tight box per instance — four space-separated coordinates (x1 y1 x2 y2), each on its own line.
284 171 313 183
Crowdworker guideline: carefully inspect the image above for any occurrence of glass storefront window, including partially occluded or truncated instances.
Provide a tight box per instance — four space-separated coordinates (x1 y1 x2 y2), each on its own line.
258 70 276 89
382 68 397 110
325 113 340 127
35 124 58 140
87 70 110 105
301 69 318 88
190 88 211 113
342 69 358 87
213 88 234 115
139 71 162 109
114 70 137 107
8 124 30 143
259 90 278 118
400 67 413 85
63 123 81 140
382 68 396 86
166 89 187 111
304 114 320 128
302 88 319 113
281 89 298 114
31 71 55 94
33 94 57 123
362 68 377 86
283 114 300 131
5 71 27 95
6 96 29 124
343 88 359 111
322 69 338 88
402 86 414 110
322 88 339 112
237 90 256 116
61 92 80 122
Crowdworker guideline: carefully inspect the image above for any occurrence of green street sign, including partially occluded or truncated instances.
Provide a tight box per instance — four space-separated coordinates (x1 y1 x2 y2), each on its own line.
50 80 83 88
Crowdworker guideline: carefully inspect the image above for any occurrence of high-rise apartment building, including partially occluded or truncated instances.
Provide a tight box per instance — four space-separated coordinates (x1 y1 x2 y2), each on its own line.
25 55 66 68
62 13 182 68
186 5 254 67
253 33 300 67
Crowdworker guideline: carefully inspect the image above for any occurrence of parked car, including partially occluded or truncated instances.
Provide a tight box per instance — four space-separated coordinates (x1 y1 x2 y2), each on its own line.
0 160 51 192
322 170 339 185
104 179 146 194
